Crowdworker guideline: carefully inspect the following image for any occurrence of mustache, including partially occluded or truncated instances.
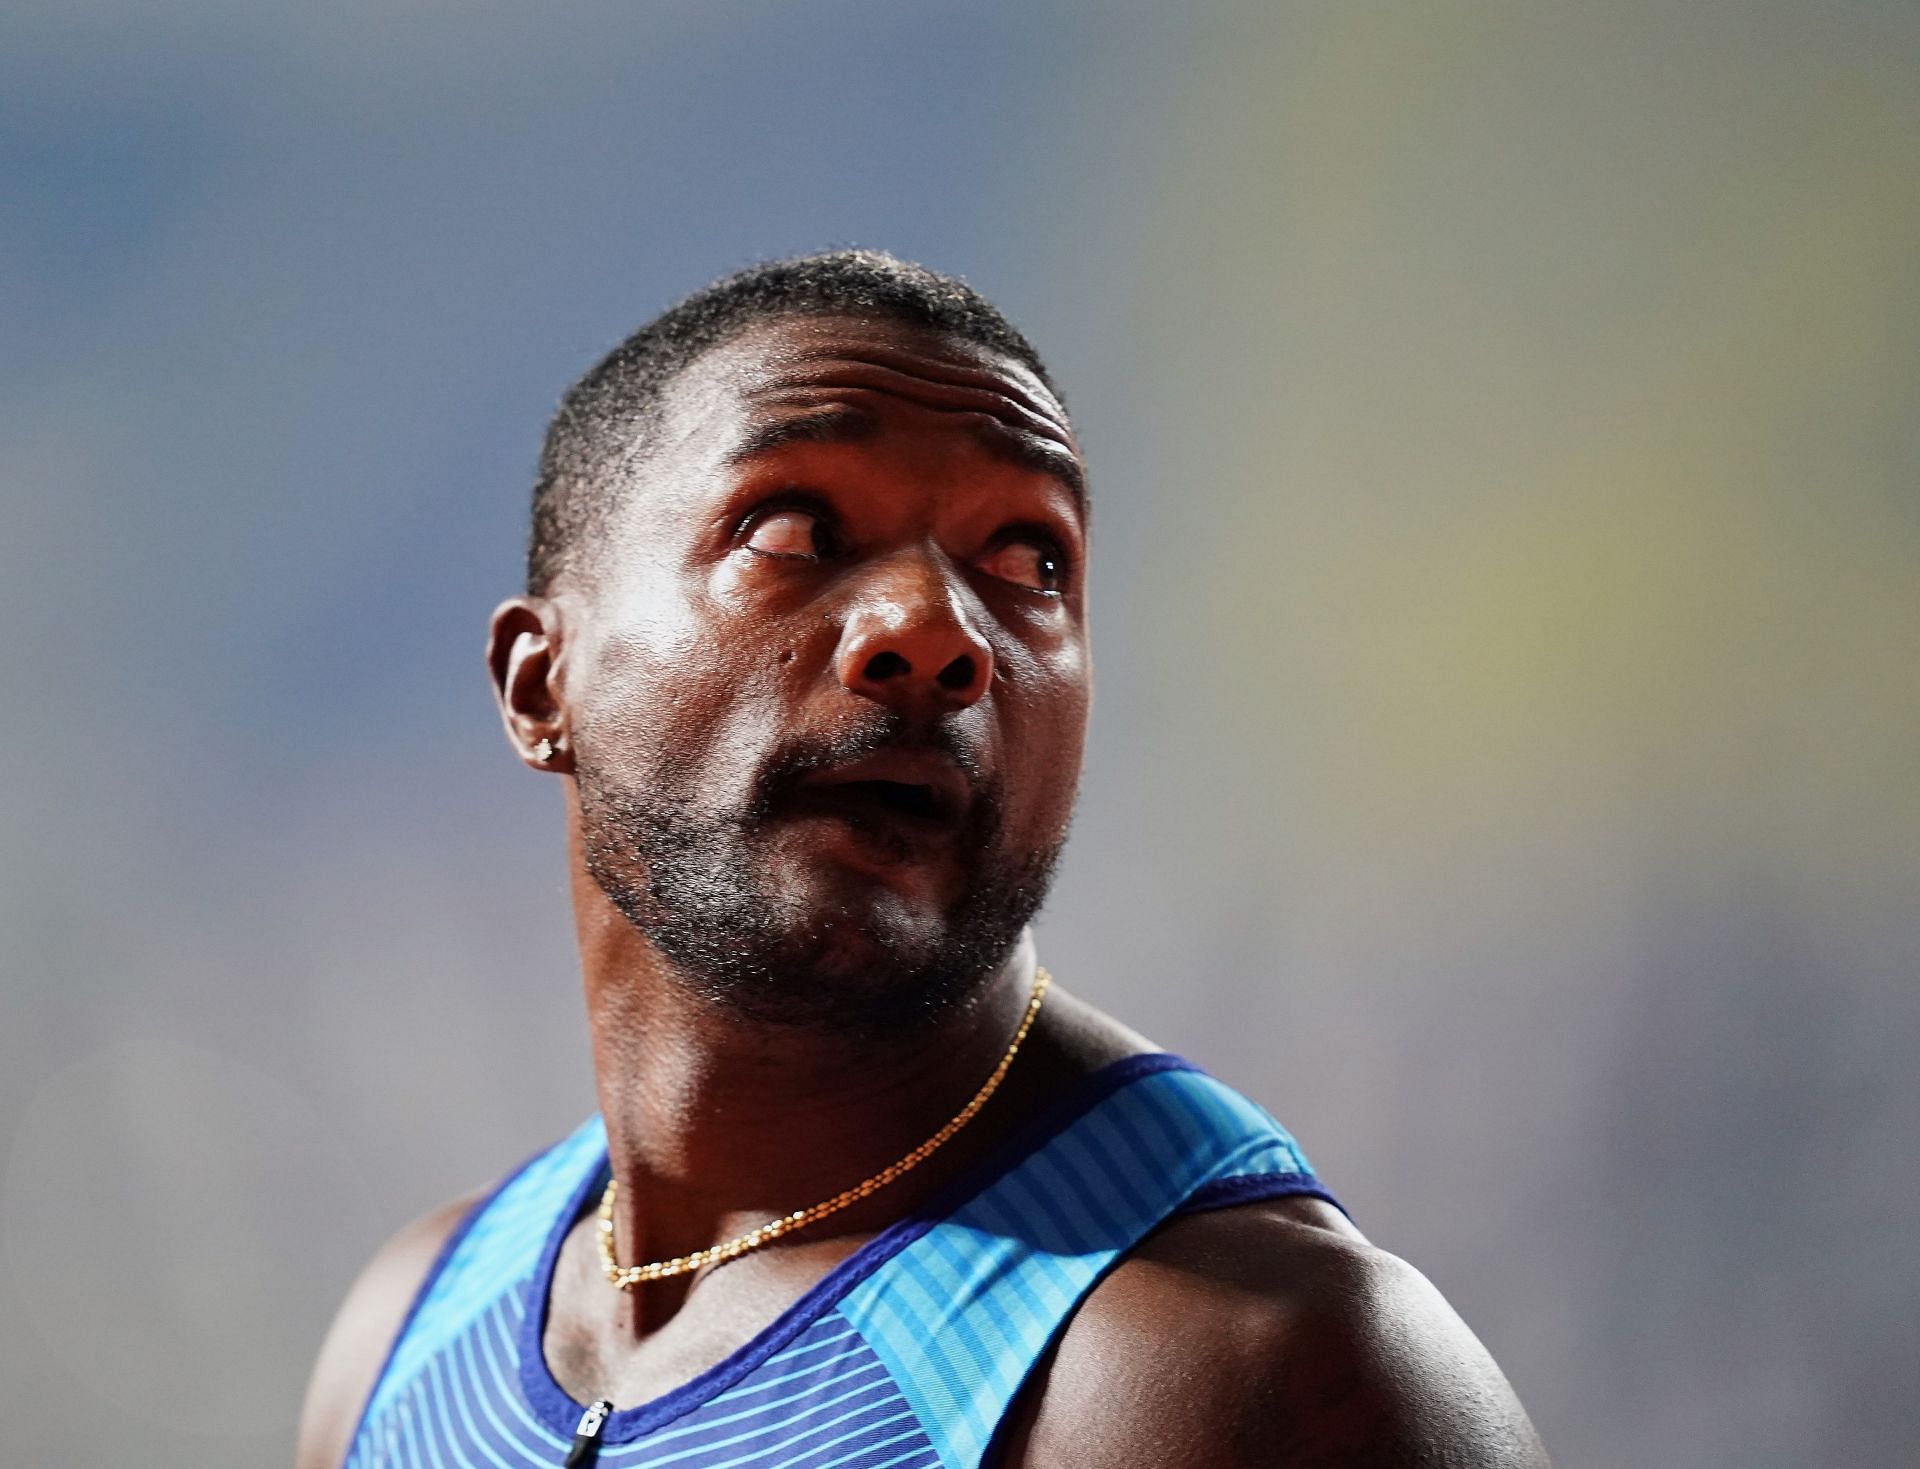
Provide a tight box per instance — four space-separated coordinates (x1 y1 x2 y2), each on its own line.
747 713 989 823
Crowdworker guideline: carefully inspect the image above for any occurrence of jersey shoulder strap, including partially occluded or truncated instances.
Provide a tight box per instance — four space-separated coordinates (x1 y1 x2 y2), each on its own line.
839 1052 1336 1469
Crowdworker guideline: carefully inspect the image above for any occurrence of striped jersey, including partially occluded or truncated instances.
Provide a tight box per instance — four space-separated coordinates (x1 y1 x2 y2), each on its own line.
344 1053 1340 1469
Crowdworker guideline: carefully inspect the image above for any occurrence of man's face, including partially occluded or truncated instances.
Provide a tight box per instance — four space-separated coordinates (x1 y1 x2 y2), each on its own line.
558 314 1090 1029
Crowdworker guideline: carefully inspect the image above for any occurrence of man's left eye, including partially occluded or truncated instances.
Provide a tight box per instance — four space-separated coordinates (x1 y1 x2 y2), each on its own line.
976 539 1064 593
744 508 828 558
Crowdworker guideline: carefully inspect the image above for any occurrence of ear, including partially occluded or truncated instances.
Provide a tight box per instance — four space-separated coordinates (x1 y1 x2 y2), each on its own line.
486 595 573 773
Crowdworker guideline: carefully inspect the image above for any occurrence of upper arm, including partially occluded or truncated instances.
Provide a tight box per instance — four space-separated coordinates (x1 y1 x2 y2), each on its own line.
1002 1201 1552 1469
293 1192 481 1469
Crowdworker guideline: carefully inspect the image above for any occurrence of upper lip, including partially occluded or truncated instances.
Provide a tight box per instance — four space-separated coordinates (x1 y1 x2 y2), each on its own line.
795 749 975 824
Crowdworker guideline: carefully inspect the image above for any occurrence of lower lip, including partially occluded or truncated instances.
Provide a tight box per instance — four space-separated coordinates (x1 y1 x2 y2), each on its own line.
781 790 961 842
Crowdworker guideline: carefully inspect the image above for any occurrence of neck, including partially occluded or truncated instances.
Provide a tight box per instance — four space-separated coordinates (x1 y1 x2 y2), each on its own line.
568 853 1043 1286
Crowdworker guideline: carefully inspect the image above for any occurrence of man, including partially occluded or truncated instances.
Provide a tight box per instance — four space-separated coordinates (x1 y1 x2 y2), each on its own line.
297 251 1551 1468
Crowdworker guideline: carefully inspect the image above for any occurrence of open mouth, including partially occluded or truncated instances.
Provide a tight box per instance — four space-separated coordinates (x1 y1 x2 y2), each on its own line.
791 750 974 834
817 778 946 822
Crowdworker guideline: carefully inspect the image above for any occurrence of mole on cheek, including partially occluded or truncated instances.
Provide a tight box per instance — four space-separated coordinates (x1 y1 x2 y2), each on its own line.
779 649 795 664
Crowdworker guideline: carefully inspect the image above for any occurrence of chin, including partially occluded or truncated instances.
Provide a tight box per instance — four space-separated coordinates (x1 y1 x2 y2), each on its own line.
773 817 968 911
579 785 1050 1030
718 940 987 1034
781 892 958 987
703 886 1004 1032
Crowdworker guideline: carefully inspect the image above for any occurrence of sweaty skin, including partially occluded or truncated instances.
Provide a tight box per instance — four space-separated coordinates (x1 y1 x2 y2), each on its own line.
296 315 1552 1468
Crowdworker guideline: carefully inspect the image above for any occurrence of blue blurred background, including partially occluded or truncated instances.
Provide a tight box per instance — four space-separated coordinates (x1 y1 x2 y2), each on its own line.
4 3 1917 1464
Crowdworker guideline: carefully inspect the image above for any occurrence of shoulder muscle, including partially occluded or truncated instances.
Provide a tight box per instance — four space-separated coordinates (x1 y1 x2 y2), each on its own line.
1003 1199 1551 1468
294 1191 481 1469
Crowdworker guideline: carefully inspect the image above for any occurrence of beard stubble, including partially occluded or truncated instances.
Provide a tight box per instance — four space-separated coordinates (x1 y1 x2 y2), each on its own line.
573 720 1064 1035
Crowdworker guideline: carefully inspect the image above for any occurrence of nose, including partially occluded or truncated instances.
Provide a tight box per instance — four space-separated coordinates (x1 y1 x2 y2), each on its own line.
835 551 994 715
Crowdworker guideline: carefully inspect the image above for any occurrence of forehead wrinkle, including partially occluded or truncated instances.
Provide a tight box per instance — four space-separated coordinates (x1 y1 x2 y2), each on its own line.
724 403 880 465
779 336 1062 417
751 359 1076 459
967 417 1086 503
731 390 1086 507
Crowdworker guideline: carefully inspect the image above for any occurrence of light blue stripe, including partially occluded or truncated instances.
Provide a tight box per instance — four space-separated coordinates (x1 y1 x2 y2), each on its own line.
453 1312 534 1463
417 1354 472 1469
678 1342 866 1425
474 1295 572 1451
442 1327 530 1468
362 1387 408 1469
1051 1122 1156 1236
865 1256 974 1412
985 1156 1096 1252
638 1372 906 1469
377 1389 412 1469
1009 1139 1114 1247
426 1345 525 1469
1073 1106 1165 1211
894 1258 1007 1454
845 1444 941 1469
673 1400 916 1469
396 1368 444 1469
459 1301 567 1462
652 1323 867 1434
847 1288 920 1377
841 1289 954 1466
404 1387 436 1469
786 1419 932 1469
932 1234 1049 1393
908 1231 1029 1393
895 1246 1015 1391
1103 1085 1191 1178
694 1320 865 1400
741 1409 920 1469
1137 1073 1208 1157
636 1359 889 1456
370 1117 606 1422
819 1443 939 1469
449 1310 545 1465
955 1193 1077 1315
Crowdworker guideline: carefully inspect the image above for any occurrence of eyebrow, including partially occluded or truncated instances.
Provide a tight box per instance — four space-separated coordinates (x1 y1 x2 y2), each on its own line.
727 405 1087 507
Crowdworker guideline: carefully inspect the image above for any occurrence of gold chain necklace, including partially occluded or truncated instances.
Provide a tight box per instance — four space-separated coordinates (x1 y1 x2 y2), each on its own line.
598 966 1051 1290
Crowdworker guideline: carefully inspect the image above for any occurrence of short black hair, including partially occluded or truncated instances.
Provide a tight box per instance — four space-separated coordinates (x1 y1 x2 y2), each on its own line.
527 249 1059 595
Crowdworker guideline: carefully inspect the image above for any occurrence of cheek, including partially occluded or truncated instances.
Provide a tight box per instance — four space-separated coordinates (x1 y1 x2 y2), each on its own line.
579 572 829 806
994 636 1091 830
995 621 1091 724
579 590 790 795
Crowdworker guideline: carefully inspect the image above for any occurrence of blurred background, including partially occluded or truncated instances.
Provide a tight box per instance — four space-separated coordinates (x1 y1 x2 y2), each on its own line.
4 2 1916 1464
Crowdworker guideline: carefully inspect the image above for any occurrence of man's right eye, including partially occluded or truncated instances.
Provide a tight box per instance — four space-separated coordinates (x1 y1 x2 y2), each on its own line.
744 508 829 559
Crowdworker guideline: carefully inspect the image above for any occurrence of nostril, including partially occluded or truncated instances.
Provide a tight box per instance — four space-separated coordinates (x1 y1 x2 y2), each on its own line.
863 650 911 682
936 654 976 692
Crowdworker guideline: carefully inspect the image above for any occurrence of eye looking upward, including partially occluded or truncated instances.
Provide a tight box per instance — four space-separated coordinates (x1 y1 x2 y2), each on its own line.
740 502 1069 595
744 505 836 559
976 536 1064 593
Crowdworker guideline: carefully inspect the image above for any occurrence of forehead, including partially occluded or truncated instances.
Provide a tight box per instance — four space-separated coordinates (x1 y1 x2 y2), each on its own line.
648 314 1082 497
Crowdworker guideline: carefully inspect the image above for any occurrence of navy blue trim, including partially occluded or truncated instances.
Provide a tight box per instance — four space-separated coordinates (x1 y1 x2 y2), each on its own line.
517 1050 1202 1443
339 1145 552 1467
1178 1169 1350 1220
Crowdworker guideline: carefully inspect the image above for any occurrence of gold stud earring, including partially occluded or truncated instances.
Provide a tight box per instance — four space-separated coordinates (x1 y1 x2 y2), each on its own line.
533 737 556 762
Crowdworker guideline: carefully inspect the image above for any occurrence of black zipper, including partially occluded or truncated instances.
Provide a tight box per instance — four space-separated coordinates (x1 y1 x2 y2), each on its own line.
563 1399 613 1468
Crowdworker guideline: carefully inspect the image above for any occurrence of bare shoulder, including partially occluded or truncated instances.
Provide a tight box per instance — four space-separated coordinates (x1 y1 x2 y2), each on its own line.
1000 1197 1552 1469
294 1190 484 1469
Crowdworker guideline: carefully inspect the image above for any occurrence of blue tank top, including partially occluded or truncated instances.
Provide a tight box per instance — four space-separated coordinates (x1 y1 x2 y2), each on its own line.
345 1053 1340 1469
